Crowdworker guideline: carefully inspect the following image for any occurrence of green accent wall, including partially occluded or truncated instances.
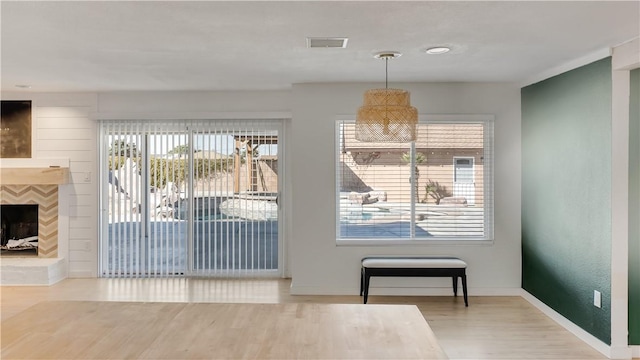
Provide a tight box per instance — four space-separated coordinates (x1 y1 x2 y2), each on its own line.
521 57 612 344
630 67 640 345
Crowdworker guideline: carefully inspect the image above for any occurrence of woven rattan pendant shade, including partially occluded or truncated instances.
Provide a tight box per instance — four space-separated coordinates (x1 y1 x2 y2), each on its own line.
355 52 418 142
356 88 417 142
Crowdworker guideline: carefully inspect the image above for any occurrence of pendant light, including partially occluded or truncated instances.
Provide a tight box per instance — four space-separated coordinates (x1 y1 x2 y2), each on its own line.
355 51 418 142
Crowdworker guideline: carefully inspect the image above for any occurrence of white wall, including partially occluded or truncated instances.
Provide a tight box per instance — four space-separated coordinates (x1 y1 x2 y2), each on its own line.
3 85 521 290
2 92 98 278
97 91 292 115
290 83 522 295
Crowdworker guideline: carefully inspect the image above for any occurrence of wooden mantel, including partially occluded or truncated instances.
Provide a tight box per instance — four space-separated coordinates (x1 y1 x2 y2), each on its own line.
0 167 70 185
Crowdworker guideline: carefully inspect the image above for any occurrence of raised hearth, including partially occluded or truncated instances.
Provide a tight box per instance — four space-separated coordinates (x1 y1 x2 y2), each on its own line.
0 257 66 285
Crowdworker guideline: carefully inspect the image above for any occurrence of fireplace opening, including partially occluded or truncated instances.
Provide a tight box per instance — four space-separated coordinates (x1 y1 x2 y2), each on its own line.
1 204 38 256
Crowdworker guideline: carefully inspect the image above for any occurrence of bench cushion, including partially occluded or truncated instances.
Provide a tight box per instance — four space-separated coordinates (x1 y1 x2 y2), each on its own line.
362 257 467 269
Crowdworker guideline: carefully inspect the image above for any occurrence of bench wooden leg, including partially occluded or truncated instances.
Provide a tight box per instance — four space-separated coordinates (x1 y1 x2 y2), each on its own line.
462 273 468 307
363 272 371 304
452 276 458 297
360 268 364 296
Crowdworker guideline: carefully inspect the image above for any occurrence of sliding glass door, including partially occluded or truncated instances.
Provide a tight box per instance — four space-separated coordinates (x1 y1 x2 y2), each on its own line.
100 120 282 277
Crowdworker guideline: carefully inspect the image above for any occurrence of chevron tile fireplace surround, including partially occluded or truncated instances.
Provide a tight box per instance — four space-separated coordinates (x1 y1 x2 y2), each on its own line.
1 185 58 258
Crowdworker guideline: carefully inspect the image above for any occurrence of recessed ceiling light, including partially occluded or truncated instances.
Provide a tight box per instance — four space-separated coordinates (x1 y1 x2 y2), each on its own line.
425 47 451 55
15 84 31 89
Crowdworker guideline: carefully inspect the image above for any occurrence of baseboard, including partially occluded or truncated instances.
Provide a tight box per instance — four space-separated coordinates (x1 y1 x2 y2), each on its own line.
520 289 616 358
289 286 354 295
289 285 522 296
68 270 95 278
631 345 639 358
610 345 634 360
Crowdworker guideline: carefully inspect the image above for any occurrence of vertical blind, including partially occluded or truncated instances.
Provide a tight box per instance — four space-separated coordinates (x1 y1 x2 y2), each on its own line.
100 120 281 277
337 119 493 241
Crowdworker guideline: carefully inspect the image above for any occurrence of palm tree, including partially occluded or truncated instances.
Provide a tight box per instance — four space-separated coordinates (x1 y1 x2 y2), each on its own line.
401 152 426 202
108 139 140 158
167 144 191 156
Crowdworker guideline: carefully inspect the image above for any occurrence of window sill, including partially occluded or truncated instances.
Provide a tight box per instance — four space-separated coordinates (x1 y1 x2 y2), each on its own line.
336 238 494 246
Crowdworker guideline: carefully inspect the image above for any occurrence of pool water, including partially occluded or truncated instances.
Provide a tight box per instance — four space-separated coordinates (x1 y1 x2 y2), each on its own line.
341 210 393 223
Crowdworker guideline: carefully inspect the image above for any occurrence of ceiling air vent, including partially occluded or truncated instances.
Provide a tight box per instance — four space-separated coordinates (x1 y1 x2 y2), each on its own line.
306 37 348 48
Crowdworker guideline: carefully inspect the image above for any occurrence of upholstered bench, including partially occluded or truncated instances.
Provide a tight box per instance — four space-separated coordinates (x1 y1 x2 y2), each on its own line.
360 256 468 306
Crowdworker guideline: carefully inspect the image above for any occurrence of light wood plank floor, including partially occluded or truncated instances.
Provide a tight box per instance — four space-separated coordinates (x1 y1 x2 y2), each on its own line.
2 301 447 359
1 278 607 359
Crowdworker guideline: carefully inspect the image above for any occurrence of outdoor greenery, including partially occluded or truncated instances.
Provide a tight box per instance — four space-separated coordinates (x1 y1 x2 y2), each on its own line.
108 156 234 188
108 139 140 158
400 151 426 165
108 155 130 170
401 151 426 202
239 145 260 161
167 145 193 155
151 158 234 188
425 180 451 204
108 140 234 189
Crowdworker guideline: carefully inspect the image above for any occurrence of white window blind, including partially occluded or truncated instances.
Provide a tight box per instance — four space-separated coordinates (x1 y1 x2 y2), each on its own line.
336 117 494 242
100 119 281 277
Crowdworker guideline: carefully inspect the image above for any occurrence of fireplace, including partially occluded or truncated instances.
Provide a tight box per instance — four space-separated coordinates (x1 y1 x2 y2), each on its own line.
0 185 59 258
0 165 69 285
1 204 39 256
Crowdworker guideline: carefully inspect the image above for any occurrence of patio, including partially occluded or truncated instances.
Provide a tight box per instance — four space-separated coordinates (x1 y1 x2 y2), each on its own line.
105 220 278 275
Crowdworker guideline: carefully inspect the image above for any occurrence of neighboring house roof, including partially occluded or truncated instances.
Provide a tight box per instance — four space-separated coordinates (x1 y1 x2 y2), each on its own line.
342 123 484 151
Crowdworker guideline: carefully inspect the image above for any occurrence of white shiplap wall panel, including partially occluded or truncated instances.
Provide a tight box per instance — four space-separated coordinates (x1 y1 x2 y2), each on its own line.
68 161 93 173
68 183 95 196
70 216 93 229
31 96 98 278
38 117 94 129
69 250 95 262
36 139 95 151
69 241 90 251
70 172 93 184
69 227 96 240
36 106 92 118
69 205 92 217
69 193 92 206
35 150 95 161
38 128 95 140
36 150 97 162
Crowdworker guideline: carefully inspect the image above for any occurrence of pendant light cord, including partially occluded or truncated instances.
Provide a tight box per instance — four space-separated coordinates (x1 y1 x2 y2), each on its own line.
385 57 388 89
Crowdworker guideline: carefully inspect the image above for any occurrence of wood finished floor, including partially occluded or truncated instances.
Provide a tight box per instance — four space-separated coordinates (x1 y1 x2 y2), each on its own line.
1 278 607 360
2 301 448 359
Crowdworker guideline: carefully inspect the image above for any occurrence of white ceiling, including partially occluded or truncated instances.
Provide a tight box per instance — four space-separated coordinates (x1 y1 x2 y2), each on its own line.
1 1 638 92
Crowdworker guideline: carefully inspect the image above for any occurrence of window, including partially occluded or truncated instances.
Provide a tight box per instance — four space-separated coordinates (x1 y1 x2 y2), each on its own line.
99 119 283 277
336 115 494 243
